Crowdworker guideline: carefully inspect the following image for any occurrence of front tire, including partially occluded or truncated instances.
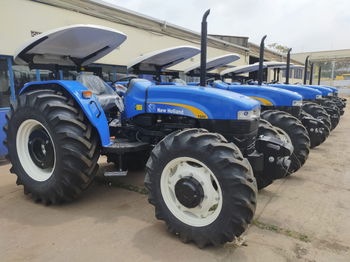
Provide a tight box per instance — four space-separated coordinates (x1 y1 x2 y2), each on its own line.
145 129 257 248
261 110 310 174
4 89 100 204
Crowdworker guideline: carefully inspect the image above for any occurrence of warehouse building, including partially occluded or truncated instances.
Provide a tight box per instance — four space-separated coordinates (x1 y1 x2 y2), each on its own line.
0 0 304 111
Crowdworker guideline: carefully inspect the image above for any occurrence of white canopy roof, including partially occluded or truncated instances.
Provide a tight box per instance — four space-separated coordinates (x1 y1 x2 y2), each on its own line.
266 62 304 70
14 24 127 67
264 61 287 68
127 46 200 72
220 62 267 76
183 54 240 74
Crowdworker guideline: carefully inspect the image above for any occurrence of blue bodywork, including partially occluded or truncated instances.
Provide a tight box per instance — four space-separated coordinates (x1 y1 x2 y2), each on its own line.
20 79 260 147
185 81 302 106
124 79 260 120
303 85 334 96
0 108 9 157
268 84 322 99
212 81 302 106
303 85 333 96
20 81 111 147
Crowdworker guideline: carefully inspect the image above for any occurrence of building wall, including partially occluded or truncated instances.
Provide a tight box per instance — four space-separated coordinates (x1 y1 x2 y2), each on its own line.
0 0 248 71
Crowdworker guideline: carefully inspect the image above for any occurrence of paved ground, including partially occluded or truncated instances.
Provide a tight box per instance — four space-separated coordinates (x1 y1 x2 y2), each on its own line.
1 108 350 261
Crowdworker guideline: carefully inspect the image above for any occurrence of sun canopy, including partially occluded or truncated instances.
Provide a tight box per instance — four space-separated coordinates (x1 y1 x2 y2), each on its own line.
127 46 200 72
184 54 240 74
220 62 266 76
14 24 127 67
264 61 287 68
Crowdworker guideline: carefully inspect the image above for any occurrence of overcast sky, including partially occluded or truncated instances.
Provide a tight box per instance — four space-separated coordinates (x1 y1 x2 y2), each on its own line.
104 0 349 53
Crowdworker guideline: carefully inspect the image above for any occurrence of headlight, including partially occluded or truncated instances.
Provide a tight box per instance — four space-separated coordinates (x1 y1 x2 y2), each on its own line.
237 107 260 120
327 92 333 96
292 100 303 106
316 95 322 99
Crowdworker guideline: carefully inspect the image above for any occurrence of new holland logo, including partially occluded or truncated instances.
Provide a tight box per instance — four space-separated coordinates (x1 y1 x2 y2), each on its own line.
147 102 208 119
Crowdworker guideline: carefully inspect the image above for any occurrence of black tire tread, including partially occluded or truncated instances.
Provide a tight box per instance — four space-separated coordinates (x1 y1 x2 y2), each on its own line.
4 89 100 204
144 128 257 248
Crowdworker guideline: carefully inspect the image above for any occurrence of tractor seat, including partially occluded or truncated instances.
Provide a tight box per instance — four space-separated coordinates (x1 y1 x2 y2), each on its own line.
77 74 124 112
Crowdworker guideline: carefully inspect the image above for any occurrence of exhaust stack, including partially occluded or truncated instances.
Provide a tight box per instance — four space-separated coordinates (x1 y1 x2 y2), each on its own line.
258 35 267 85
285 48 292 84
200 9 210 87
309 62 314 85
318 66 322 85
303 55 310 84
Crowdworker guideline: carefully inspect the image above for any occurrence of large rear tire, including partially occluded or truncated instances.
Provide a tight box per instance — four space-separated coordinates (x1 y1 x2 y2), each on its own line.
302 102 332 130
4 89 100 204
261 110 310 174
145 129 257 248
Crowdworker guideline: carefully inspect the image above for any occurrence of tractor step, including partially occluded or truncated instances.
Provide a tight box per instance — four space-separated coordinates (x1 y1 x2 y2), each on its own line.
104 171 128 177
103 139 151 154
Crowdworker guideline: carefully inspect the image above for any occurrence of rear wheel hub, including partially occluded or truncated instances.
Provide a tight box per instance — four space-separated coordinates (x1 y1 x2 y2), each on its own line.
175 177 204 208
28 129 54 169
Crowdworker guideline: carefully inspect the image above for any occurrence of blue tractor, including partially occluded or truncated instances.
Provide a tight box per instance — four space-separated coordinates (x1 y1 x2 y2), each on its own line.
171 54 311 176
119 47 295 190
301 56 346 115
4 19 293 247
263 45 342 131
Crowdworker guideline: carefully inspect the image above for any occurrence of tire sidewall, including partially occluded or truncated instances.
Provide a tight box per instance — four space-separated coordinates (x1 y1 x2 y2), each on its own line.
8 106 67 194
150 144 246 232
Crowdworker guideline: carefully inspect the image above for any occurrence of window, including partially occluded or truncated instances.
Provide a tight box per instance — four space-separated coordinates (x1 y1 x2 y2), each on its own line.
12 65 37 94
294 69 303 79
0 57 11 107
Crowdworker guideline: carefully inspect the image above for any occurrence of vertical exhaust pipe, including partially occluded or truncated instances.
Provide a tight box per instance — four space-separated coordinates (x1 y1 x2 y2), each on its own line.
303 55 310 84
200 9 210 87
318 66 322 85
309 63 314 85
285 48 292 84
258 35 267 85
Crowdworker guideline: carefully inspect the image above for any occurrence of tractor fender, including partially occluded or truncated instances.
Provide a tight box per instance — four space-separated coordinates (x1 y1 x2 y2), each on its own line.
268 84 322 100
20 80 111 146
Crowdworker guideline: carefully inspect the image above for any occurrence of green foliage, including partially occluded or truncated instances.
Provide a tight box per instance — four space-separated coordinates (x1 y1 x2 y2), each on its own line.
268 42 290 54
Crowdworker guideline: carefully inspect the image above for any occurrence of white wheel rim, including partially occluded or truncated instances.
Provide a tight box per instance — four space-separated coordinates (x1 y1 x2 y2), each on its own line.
16 119 56 182
160 157 223 227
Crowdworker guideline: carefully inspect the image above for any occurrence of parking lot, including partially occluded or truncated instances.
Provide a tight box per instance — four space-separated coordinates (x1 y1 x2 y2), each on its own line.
0 107 349 262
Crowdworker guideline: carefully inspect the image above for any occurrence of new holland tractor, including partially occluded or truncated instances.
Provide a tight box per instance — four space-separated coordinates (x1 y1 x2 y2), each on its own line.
4 20 293 247
183 54 313 175
118 16 295 190
261 43 342 131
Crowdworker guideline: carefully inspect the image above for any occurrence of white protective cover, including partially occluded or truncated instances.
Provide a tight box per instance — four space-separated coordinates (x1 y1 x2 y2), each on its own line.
76 74 124 112
14 24 127 66
183 54 240 74
127 46 200 71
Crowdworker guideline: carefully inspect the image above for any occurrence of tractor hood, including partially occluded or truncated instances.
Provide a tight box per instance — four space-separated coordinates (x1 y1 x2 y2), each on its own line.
124 79 260 120
212 81 302 106
268 84 322 100
321 85 338 93
127 46 200 72
14 24 127 67
184 54 240 74
303 85 334 96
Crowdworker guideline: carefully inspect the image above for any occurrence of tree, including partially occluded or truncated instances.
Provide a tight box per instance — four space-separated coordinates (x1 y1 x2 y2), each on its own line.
267 43 290 55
